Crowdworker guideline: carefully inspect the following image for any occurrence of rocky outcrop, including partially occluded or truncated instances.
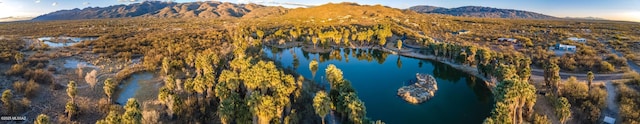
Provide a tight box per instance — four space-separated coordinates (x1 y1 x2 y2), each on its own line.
397 73 438 104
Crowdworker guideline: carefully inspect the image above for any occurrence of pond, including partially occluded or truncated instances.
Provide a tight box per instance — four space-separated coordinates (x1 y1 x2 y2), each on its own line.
39 36 97 48
115 72 160 105
63 59 96 69
263 46 495 124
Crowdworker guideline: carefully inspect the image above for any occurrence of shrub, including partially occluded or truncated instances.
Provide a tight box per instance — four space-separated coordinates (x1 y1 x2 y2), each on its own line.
617 84 640 124
561 77 588 102
35 63 46 69
25 80 40 98
47 66 57 72
85 70 98 89
24 69 55 85
98 98 111 114
142 110 159 124
12 80 39 98
5 63 27 76
532 113 551 124
12 81 26 93
35 114 50 124
599 61 615 72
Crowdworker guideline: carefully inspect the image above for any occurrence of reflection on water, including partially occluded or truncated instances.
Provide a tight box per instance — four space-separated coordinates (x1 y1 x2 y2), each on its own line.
38 36 98 48
263 46 494 124
63 59 96 68
115 72 154 105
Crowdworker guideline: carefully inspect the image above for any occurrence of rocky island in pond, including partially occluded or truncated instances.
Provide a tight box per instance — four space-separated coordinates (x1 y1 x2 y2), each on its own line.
397 73 438 104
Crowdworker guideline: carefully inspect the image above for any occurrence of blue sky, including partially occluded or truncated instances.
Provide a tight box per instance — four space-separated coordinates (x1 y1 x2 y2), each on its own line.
1 0 639 22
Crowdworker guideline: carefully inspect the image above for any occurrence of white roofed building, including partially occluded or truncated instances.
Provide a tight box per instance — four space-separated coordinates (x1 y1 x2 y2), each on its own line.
568 37 587 43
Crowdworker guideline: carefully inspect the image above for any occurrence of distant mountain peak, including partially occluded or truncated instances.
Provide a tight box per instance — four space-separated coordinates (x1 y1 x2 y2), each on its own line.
408 5 557 19
32 1 285 21
564 16 607 20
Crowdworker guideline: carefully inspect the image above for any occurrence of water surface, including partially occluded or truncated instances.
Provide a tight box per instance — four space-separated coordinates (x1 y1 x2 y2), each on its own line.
264 47 494 124
39 37 97 48
115 72 155 105
63 59 96 69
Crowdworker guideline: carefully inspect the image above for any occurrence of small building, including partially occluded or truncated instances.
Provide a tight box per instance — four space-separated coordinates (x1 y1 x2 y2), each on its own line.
568 37 587 43
452 30 470 35
603 116 615 124
498 38 518 43
554 43 577 51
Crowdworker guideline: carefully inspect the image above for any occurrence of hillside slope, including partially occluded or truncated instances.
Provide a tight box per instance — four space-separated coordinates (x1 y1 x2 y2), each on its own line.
32 1 284 20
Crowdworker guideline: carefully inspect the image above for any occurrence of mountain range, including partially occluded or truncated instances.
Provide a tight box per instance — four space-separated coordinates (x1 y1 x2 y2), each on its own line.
407 5 557 19
32 1 286 20
32 1 558 21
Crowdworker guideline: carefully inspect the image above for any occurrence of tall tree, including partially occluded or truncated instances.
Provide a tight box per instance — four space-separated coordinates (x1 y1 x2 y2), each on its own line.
35 114 50 124
487 76 536 124
344 93 367 124
555 97 571 124
67 81 77 101
14 53 23 64
587 71 594 91
248 93 278 124
466 46 477 66
544 60 561 95
123 98 142 124
309 59 319 79
218 92 238 124
476 48 492 77
2 90 13 114
325 64 344 88
396 40 402 50
517 57 532 81
162 57 171 75
103 78 116 102
313 91 331 124
96 110 121 124
65 101 77 119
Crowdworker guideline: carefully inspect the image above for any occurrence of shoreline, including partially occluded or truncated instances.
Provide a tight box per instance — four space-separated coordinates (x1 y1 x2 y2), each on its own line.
385 47 496 92
266 42 497 93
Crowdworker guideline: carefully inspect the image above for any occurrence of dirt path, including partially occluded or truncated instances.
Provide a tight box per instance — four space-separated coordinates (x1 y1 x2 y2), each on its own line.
603 81 619 119
530 68 624 80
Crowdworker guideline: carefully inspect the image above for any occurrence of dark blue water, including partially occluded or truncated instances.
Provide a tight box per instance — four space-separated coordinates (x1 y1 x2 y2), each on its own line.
264 47 494 124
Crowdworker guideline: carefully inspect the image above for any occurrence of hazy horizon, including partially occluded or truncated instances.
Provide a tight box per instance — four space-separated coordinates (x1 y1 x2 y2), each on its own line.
1 0 639 22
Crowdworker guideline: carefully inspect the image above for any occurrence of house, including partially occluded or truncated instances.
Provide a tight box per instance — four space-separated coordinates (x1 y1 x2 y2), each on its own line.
452 30 470 35
498 38 518 43
568 37 587 43
554 43 577 51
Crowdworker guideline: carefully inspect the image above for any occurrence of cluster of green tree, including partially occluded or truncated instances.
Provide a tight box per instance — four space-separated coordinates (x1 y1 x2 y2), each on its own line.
616 82 640 123
214 56 300 124
253 24 393 48
560 77 606 123
483 64 537 124
550 96 572 124
96 98 143 124
324 64 370 123
424 41 532 82
299 48 390 64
